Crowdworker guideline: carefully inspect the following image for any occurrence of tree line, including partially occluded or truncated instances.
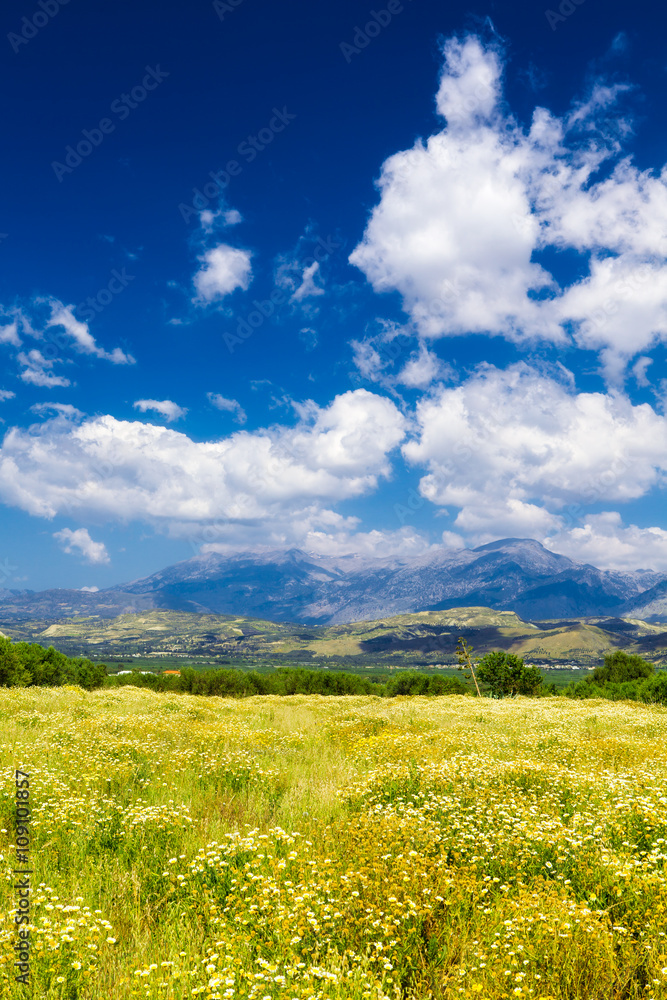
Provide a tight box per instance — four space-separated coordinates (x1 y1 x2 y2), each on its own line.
0 635 107 689
111 666 469 698
1 633 667 705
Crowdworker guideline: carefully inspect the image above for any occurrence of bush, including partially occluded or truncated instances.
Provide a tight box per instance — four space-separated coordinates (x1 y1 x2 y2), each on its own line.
384 672 467 697
639 671 667 704
563 651 663 704
563 678 602 700
476 651 543 698
0 637 107 689
591 650 654 685
0 636 30 686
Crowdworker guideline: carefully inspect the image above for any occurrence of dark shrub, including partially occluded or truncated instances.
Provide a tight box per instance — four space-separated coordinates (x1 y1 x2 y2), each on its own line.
476 651 543 698
592 650 654 685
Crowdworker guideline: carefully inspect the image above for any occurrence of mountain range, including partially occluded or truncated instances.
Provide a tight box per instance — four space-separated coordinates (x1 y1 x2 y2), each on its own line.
1 538 665 624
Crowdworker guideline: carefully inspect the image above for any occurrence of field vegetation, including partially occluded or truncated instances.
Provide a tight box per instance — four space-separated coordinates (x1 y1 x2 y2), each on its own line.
2 687 667 998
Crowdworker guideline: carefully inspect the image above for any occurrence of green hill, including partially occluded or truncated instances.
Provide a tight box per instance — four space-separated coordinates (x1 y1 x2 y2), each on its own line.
2 606 667 668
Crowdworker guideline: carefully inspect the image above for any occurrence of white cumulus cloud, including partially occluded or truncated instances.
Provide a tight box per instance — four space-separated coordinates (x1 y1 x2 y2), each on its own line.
18 350 71 388
435 35 502 126
192 244 252 304
0 322 20 347
403 363 667 543
0 298 133 393
0 389 407 554
133 400 188 422
31 402 83 418
45 300 134 363
53 527 110 565
350 33 667 376
207 393 247 424
397 343 450 389
545 513 667 573
291 261 325 303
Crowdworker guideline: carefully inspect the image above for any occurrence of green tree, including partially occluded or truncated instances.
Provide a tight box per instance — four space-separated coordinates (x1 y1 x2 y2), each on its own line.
0 636 30 686
640 671 667 704
592 650 654 685
0 637 107 689
476 651 543 698
70 657 108 690
563 650 657 703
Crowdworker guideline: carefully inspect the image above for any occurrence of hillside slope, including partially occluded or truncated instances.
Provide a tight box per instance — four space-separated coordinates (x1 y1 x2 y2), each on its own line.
4 606 667 666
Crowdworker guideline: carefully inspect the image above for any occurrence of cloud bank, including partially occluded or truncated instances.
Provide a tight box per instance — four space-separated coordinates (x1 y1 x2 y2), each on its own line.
0 389 410 555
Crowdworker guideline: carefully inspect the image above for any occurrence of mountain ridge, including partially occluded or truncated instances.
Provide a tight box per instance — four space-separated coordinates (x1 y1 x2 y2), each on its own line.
0 538 664 624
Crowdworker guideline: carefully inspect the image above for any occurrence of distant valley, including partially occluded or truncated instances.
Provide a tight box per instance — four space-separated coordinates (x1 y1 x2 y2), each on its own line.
3 605 667 668
2 537 667 668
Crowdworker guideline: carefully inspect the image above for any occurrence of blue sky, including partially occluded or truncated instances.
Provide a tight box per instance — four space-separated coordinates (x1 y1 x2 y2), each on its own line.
3 0 667 591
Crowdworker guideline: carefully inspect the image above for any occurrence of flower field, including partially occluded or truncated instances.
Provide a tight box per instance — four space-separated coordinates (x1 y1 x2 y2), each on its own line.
2 687 667 999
